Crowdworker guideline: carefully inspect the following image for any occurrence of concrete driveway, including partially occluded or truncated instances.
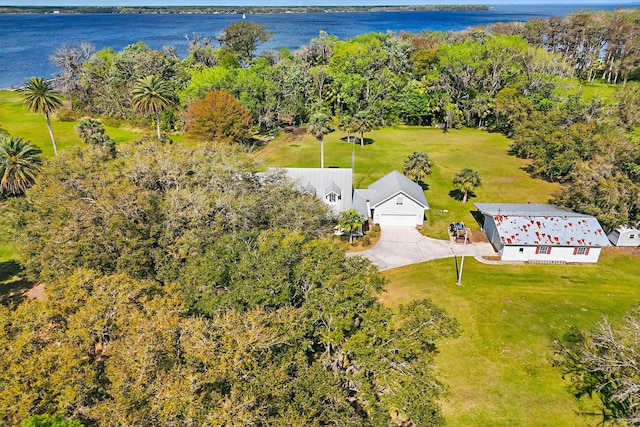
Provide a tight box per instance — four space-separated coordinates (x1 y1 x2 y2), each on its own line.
348 226 495 270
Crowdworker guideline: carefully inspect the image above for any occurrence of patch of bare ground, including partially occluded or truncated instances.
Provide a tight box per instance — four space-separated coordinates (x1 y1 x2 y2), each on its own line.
24 283 47 301
282 126 307 142
345 232 381 252
603 245 640 258
468 230 489 243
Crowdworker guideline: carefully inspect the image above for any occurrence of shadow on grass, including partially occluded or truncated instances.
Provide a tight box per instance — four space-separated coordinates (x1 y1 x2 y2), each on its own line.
341 136 375 146
448 189 477 202
0 260 34 306
418 181 430 191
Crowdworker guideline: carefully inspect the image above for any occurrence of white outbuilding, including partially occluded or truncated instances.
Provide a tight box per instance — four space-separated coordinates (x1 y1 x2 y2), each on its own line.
475 203 610 263
607 225 640 247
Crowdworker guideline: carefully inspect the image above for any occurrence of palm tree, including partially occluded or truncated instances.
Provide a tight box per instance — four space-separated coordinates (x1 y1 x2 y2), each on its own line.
453 168 481 203
352 110 375 147
308 110 333 168
403 151 432 184
22 77 63 156
75 117 105 144
131 75 174 140
338 208 365 244
0 136 42 196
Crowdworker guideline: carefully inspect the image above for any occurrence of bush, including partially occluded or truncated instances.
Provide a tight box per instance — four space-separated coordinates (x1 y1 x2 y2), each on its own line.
103 117 122 128
361 235 371 247
56 109 77 122
372 224 381 233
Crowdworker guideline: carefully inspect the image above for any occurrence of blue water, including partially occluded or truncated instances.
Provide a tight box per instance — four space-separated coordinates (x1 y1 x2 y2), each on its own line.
1 3 638 89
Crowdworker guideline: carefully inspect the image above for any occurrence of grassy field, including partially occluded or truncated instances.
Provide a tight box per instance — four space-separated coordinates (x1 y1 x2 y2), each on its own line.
253 125 559 238
382 250 640 427
254 123 640 426
557 78 619 103
0 90 139 157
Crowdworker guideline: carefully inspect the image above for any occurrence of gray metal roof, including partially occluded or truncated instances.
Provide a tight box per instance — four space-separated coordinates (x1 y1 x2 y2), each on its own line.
304 181 316 196
324 181 342 196
474 203 610 247
367 170 429 209
352 189 375 218
474 203 587 217
278 168 353 213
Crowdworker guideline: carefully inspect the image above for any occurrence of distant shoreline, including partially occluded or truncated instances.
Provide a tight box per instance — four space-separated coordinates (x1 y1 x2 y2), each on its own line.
0 5 490 14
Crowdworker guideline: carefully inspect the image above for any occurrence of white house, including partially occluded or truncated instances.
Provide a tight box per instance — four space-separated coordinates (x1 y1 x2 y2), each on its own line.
277 168 429 227
278 168 353 213
607 225 640 247
353 170 429 227
475 203 610 263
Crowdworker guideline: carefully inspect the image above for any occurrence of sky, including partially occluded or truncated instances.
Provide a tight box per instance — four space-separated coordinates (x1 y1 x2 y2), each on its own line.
1 0 638 5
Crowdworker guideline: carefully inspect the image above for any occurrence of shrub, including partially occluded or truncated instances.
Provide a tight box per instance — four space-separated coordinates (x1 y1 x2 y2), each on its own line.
56 109 77 122
361 235 372 247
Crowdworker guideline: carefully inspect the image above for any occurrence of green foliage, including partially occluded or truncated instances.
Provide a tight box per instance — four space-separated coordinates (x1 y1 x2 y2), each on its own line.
75 117 116 158
217 21 273 63
453 167 481 202
552 305 640 426
55 108 77 122
75 42 184 120
22 77 64 155
338 208 365 243
403 150 432 184
308 108 333 167
10 142 332 284
21 415 84 427
131 74 175 139
0 135 42 196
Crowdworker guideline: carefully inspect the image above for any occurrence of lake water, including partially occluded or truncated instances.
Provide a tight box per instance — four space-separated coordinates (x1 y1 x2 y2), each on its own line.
1 3 638 89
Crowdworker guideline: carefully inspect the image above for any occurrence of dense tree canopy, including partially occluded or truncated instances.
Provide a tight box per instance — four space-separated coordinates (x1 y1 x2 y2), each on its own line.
1 142 458 426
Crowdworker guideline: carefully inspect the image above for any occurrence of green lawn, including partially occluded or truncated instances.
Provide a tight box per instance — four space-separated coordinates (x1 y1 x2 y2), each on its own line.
0 90 139 157
254 123 639 426
253 125 558 238
381 250 640 427
556 78 619 103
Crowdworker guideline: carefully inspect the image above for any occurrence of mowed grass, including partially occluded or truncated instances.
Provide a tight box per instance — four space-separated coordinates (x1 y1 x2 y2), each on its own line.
0 90 139 157
381 250 640 427
254 123 639 426
253 125 559 238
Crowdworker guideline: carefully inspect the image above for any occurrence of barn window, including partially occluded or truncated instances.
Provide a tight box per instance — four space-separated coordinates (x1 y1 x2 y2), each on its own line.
573 247 589 255
396 196 404 206
630 234 636 239
536 246 551 255
327 193 337 203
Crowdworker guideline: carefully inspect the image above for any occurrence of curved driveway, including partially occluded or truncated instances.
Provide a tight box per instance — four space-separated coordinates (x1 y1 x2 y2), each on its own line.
348 226 495 271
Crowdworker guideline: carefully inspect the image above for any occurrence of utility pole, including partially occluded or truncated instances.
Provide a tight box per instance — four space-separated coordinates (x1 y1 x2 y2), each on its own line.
456 227 468 286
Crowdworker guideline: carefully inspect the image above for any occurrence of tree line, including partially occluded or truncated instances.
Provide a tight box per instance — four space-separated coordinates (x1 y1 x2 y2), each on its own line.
41 11 640 229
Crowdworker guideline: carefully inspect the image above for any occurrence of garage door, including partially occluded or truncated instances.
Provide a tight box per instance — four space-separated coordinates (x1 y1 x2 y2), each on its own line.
377 214 417 227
